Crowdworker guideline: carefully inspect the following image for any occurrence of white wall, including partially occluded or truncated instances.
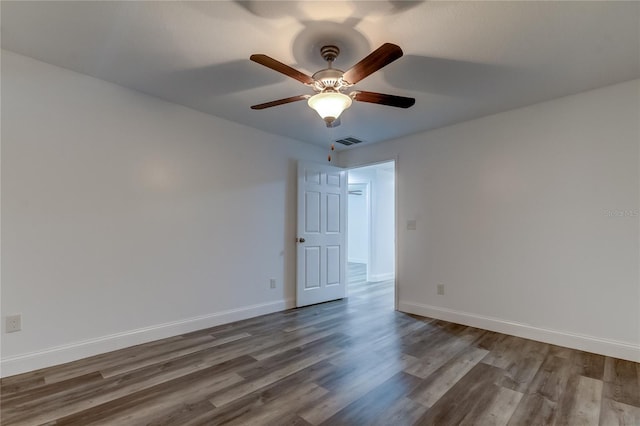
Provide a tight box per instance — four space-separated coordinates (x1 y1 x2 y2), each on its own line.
372 166 396 282
1 51 327 376
348 164 396 282
347 183 369 264
339 79 640 361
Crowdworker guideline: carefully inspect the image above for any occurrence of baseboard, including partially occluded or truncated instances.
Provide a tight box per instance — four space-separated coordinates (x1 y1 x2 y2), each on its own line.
348 258 367 265
368 272 395 282
398 301 640 363
1 299 295 378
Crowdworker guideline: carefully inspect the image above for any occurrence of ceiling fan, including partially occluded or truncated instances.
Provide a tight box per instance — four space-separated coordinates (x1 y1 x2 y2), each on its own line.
250 43 415 127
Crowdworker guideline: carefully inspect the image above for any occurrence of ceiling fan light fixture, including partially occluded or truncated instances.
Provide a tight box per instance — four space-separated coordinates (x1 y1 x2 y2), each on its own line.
307 92 352 124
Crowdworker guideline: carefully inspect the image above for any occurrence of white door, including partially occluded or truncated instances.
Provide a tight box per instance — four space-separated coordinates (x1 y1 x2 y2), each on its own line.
296 162 347 307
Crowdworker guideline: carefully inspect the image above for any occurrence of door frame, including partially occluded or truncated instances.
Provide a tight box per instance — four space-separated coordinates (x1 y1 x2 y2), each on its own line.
346 157 399 310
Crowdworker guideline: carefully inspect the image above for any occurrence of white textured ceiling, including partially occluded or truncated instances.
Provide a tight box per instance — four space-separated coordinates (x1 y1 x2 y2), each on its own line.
2 1 639 149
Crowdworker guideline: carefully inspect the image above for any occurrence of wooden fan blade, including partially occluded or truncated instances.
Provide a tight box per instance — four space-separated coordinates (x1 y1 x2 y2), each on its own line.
250 54 314 85
251 95 310 110
352 91 415 108
343 43 403 84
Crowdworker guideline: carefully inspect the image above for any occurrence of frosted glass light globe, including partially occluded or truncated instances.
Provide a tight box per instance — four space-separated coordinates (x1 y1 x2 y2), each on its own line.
308 92 352 123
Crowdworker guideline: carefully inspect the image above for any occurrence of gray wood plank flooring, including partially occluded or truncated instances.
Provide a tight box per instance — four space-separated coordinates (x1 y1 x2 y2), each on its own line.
1 263 638 425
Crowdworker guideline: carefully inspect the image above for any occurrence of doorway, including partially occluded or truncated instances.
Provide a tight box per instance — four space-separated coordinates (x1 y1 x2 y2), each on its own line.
347 161 395 308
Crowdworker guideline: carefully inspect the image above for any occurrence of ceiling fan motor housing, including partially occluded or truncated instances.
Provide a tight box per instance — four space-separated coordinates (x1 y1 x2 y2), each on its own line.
312 45 351 92
312 68 346 91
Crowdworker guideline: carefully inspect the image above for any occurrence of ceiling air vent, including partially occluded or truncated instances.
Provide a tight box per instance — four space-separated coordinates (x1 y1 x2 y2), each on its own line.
335 137 364 146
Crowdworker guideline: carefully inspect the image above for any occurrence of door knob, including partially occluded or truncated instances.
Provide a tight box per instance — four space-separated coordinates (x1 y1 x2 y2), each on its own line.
298 238 306 243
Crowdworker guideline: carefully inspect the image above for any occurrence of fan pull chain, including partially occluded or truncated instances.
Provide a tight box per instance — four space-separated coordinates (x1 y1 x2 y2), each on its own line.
328 143 335 162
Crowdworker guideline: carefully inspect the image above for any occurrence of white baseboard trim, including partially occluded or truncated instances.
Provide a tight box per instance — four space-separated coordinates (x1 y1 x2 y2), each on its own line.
1 298 295 378
368 272 395 282
398 301 640 363
348 258 367 265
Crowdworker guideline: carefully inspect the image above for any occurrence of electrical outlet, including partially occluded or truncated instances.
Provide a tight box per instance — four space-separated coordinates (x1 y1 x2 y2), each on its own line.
6 314 21 333
437 284 445 295
270 278 276 289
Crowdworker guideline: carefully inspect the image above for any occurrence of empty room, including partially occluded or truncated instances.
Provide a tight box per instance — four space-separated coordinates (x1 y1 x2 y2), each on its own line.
1 1 639 425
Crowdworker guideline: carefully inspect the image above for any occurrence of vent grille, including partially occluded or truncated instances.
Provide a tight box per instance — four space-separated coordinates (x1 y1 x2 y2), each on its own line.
335 137 364 146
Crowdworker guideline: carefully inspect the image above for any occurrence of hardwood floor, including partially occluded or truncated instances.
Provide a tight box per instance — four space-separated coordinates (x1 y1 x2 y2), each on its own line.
1 263 638 425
